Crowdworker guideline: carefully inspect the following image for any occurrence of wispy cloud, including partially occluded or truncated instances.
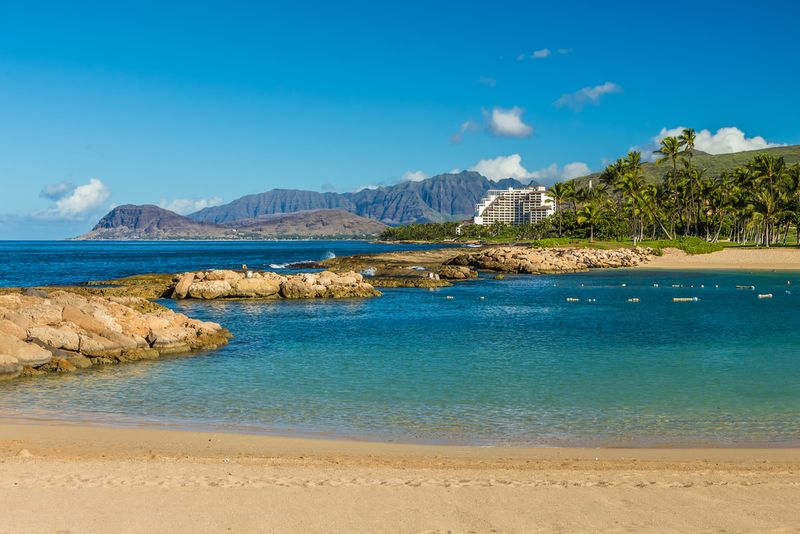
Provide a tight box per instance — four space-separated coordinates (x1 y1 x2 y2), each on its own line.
158 197 224 215
518 47 570 61
555 82 622 111
39 181 75 201
532 48 551 59
36 178 111 220
451 120 481 144
485 107 534 138
478 76 497 88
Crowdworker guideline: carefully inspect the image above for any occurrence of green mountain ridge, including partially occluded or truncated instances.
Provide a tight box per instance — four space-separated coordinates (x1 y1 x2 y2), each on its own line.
575 144 800 186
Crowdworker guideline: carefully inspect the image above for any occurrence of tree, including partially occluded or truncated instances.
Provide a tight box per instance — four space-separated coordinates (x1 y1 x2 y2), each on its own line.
577 204 603 242
547 182 574 236
655 137 684 235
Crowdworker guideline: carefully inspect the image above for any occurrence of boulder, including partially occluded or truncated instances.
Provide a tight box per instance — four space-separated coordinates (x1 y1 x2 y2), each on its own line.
172 272 195 299
0 354 22 379
228 277 281 298
187 280 232 299
27 325 81 351
0 334 53 367
0 318 28 340
204 270 242 282
62 305 109 335
438 265 476 280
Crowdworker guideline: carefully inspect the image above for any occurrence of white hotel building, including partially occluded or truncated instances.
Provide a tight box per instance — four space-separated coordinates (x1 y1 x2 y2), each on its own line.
473 186 555 225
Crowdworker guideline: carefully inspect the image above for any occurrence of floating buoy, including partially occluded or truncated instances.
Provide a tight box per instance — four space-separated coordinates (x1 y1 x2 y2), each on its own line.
653 283 659 288
566 298 580 302
628 298 640 303
586 298 596 303
671 284 682 288
673 297 699 302
736 285 755 290
479 296 485 300
715 284 719 288
445 295 455 300
700 284 705 288
758 294 773 299
621 283 627 287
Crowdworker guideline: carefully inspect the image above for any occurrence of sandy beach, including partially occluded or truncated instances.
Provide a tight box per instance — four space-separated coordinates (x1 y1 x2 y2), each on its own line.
1 421 799 533
644 247 800 270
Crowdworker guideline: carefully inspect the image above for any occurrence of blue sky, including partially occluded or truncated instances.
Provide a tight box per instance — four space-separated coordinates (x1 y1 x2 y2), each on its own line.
1 0 799 238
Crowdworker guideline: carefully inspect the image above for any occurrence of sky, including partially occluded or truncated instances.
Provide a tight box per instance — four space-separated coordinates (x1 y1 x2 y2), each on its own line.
1 0 799 239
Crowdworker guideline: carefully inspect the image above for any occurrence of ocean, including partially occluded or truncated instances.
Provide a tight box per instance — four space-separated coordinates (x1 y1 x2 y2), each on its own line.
1 241 799 447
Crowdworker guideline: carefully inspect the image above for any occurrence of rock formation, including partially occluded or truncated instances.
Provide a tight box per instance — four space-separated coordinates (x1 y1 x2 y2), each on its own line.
171 269 381 300
446 247 652 273
0 291 230 380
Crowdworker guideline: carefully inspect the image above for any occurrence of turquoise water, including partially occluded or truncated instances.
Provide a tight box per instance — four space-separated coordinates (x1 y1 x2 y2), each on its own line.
1 242 799 446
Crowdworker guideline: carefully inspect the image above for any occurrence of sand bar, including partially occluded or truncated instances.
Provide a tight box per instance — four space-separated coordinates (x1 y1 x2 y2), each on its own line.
1 420 799 532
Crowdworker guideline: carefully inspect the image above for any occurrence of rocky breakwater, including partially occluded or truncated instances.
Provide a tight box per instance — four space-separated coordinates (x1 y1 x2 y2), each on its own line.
0 291 231 380
446 246 652 274
171 269 381 300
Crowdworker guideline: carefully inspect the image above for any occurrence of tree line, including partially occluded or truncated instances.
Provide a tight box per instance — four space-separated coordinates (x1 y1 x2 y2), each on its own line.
381 128 800 247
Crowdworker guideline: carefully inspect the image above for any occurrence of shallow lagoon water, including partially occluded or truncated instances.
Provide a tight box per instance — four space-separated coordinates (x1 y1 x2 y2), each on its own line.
1 242 799 446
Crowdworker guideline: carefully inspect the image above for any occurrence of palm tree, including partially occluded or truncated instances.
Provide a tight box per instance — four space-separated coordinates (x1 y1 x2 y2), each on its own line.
655 137 684 236
678 128 697 166
577 204 603 242
547 182 574 236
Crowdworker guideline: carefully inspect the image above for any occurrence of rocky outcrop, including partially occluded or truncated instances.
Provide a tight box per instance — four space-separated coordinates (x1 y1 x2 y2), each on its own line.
172 270 381 300
0 292 231 380
446 247 652 274
437 265 478 280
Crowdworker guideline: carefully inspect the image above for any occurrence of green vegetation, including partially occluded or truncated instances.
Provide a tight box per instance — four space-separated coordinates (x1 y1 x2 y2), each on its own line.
381 132 800 249
639 237 724 255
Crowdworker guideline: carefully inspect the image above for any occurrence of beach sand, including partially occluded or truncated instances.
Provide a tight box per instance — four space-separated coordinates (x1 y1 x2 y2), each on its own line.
644 247 800 270
1 421 799 532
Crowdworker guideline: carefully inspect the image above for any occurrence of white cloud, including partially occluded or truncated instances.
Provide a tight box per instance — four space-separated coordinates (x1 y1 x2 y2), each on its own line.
557 48 572 55
478 76 497 88
469 154 590 184
486 107 534 138
451 120 481 143
562 162 592 179
529 162 591 182
555 82 622 111
158 197 224 215
37 178 111 220
470 154 531 181
402 170 428 182
655 126 783 155
532 48 551 59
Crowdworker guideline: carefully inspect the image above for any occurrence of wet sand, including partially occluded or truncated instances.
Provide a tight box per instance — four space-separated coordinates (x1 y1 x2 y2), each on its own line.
1 421 799 532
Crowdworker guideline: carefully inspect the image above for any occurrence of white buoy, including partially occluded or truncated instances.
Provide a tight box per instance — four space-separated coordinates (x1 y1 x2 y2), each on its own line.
758 294 773 299
566 298 580 302
628 298 640 303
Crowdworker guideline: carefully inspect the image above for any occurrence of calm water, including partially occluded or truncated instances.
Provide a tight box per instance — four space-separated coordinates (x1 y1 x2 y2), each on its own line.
1 241 799 447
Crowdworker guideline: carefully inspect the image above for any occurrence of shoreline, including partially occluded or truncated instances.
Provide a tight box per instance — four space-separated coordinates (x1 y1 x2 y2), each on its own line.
2 413 799 451
3 420 800 532
3 418 799 467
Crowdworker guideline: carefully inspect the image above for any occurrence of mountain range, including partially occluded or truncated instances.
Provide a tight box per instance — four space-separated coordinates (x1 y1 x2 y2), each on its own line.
79 145 800 239
78 171 529 239
188 172 527 226
77 205 387 240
